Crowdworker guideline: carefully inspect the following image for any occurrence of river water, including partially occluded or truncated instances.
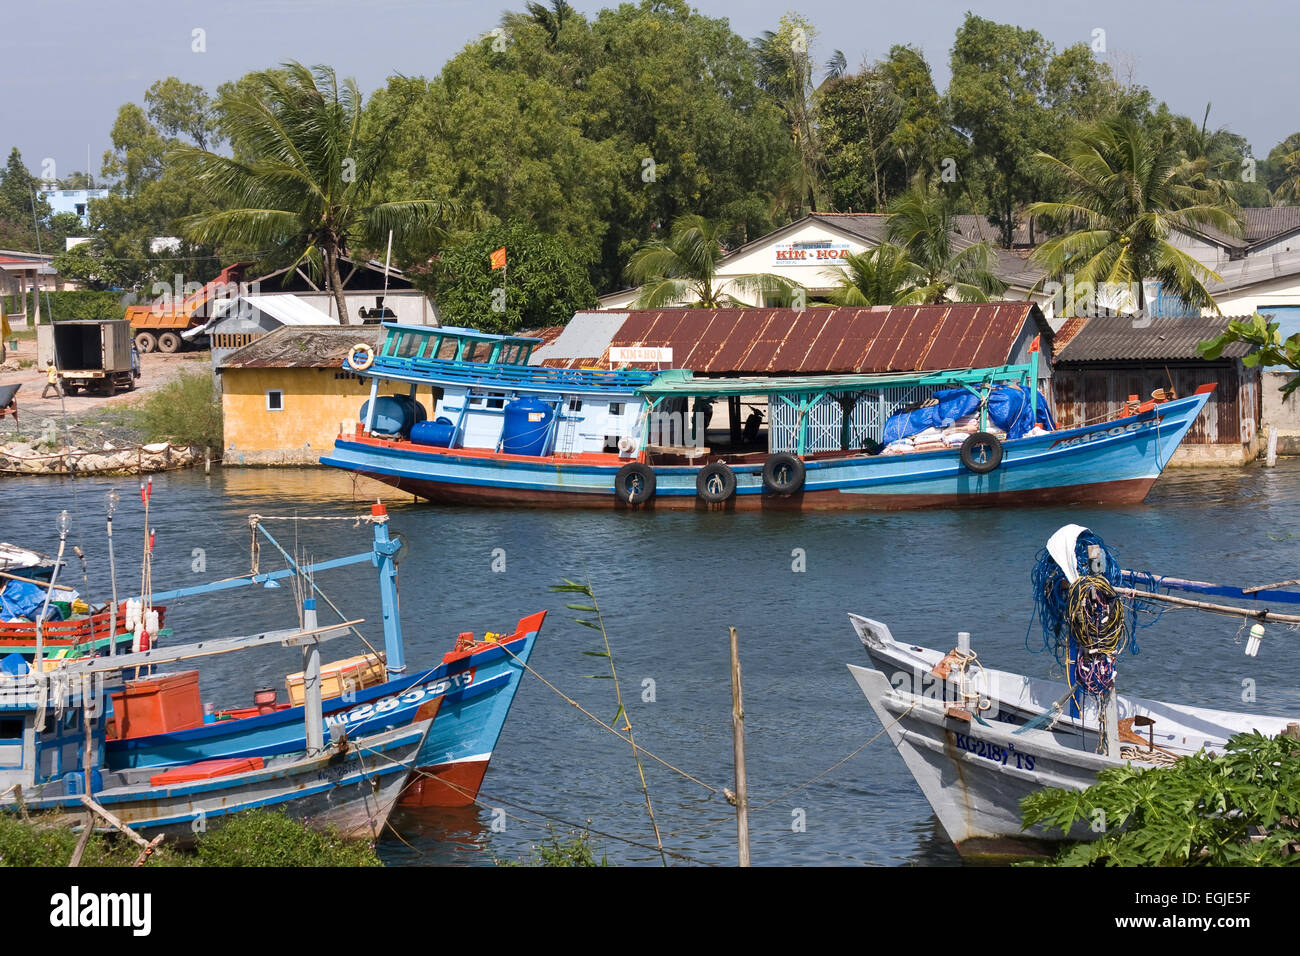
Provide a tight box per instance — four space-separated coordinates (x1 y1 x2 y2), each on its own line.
3 462 1298 866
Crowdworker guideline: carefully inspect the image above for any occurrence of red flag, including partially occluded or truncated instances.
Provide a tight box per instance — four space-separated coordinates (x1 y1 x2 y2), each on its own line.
490 247 507 271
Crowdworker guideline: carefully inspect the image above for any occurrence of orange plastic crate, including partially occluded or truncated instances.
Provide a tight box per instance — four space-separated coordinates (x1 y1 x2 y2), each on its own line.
111 670 204 739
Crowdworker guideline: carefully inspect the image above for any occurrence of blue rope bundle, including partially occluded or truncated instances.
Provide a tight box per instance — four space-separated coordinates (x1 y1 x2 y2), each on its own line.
1025 530 1155 697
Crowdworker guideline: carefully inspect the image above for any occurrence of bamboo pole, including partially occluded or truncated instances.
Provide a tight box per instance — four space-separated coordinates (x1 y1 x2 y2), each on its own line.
1117 586 1300 624
0 569 75 592
1242 578 1300 595
729 626 750 868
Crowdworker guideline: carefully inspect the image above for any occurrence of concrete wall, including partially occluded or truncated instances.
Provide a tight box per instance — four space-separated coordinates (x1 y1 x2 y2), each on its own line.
221 367 374 465
1261 369 1300 454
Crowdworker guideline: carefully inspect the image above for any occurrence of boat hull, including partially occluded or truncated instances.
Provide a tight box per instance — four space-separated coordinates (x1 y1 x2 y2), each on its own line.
105 614 544 808
18 721 429 842
321 391 1212 511
849 664 1113 856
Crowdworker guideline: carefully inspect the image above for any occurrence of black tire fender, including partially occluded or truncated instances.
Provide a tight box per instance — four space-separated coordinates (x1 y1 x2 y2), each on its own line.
696 462 737 502
761 452 805 494
960 432 1004 473
614 462 656 504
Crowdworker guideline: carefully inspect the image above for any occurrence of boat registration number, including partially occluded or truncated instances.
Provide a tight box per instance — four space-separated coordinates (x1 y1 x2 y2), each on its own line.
325 669 475 729
1050 415 1165 449
953 732 1035 771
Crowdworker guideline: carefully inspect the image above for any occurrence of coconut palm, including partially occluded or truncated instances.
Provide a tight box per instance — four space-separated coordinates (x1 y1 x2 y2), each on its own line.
823 245 934 306
174 62 453 320
625 214 801 308
885 184 1008 303
1028 114 1242 315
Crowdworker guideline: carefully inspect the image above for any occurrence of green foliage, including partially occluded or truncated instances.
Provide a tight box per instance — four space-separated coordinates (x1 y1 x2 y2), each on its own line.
1200 312 1300 394
0 814 186 867
1029 114 1242 314
131 369 223 450
175 62 453 320
824 246 928 306
3 290 125 320
194 810 382 867
0 810 379 867
625 214 800 307
425 221 595 333
499 826 609 866
886 184 1007 302
0 147 52 252
1023 731 1300 866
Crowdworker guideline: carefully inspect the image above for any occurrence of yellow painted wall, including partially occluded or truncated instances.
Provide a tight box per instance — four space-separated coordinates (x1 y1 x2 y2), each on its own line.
222 367 371 465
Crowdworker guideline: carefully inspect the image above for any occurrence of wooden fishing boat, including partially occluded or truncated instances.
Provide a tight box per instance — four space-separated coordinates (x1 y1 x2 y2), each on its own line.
89 505 544 808
321 323 1215 510
0 602 160 657
2 616 434 844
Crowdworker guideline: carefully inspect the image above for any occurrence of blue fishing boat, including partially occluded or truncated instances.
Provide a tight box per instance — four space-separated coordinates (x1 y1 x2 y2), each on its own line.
321 323 1215 509
87 505 544 808
2 617 435 842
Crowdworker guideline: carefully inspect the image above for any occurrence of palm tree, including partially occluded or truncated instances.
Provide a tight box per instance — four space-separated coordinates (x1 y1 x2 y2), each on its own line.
625 214 801 308
885 183 1007 303
504 0 576 47
823 245 933 306
174 63 452 320
1027 114 1242 315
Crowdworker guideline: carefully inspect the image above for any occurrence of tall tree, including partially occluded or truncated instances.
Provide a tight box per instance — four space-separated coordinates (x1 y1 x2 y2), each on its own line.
0 148 52 252
175 62 453 319
1028 115 1242 315
886 183 1007 303
625 214 799 307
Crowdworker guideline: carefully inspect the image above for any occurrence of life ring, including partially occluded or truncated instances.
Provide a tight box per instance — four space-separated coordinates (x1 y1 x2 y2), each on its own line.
346 343 376 371
696 462 737 503
762 453 805 495
614 463 656 504
960 432 1003 473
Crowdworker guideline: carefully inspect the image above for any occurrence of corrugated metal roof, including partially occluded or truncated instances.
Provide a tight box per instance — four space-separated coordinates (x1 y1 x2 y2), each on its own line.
528 312 626 364
541 304 1048 374
1206 248 1300 294
219 325 383 369
1054 314 1254 363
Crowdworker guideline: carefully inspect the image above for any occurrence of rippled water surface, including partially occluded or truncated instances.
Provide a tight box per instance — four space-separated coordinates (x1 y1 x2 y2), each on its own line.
4 462 1298 866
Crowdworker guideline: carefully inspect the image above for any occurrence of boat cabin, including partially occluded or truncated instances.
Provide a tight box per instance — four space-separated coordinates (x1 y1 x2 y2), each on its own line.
351 323 656 457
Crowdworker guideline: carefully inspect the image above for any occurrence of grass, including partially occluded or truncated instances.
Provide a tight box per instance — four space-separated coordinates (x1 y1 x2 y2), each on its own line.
496 827 609 866
0 810 384 867
130 369 222 450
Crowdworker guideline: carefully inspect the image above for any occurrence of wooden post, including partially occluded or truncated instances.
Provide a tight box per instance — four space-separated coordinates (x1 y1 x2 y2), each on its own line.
1104 689 1120 758
1267 424 1278 467
729 626 750 867
302 599 324 753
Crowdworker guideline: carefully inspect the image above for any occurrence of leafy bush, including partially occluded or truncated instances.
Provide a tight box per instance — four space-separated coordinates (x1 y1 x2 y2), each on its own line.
0 814 185 867
194 810 382 866
1022 730 1300 866
498 827 608 867
130 369 222 450
3 290 127 321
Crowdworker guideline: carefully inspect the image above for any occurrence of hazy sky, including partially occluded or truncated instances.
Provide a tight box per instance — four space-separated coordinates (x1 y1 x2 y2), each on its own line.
3 0 1295 182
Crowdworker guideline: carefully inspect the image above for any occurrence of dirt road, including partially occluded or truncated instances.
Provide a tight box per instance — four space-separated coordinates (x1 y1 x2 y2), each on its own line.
0 345 211 425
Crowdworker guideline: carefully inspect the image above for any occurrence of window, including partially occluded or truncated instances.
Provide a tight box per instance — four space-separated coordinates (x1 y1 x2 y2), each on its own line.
266 390 284 411
609 403 623 416
0 719 21 740
486 392 506 409
568 398 583 412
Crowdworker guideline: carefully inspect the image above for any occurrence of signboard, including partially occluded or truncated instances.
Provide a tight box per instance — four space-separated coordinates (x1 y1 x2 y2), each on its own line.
610 346 673 364
772 240 854 266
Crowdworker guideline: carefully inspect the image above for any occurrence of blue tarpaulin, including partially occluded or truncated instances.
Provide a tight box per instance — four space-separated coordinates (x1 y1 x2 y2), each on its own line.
881 386 1055 445
0 579 64 622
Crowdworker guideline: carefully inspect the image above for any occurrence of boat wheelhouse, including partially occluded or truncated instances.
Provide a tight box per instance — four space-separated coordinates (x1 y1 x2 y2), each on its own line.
323 323 1215 510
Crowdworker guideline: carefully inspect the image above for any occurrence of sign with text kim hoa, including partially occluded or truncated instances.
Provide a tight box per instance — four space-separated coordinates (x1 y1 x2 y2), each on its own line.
772 240 855 266
610 346 673 364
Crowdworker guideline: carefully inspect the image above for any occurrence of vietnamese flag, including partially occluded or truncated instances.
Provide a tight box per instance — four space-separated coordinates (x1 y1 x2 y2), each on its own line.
490 247 507 271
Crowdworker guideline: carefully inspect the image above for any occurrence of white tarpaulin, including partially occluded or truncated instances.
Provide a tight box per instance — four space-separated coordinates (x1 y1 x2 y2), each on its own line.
1046 524 1089 584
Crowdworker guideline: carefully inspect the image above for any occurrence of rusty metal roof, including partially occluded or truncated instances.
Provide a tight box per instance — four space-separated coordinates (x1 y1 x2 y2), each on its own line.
219 325 383 370
541 304 1048 374
1053 314 1254 363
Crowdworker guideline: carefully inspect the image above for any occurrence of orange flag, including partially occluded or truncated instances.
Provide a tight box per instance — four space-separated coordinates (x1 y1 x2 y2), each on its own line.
490 247 507 271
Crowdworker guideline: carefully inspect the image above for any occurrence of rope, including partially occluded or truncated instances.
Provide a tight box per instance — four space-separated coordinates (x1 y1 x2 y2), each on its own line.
399 767 715 866
494 642 721 796
753 701 916 809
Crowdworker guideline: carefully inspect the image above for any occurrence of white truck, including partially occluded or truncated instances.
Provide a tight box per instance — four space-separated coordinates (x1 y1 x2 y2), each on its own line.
37 319 140 395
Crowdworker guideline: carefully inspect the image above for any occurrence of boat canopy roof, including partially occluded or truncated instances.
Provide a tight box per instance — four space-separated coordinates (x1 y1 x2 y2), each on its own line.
378 323 543 368
640 360 1038 398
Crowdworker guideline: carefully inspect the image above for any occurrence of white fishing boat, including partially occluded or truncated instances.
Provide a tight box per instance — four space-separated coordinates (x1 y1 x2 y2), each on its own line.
847 523 1300 857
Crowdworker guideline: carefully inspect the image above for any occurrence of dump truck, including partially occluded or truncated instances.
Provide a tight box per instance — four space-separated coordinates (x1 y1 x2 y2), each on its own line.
37 319 139 395
125 262 249 353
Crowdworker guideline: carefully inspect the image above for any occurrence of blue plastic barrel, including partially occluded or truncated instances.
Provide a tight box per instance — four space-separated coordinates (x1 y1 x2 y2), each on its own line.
500 397 554 456
410 417 456 447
